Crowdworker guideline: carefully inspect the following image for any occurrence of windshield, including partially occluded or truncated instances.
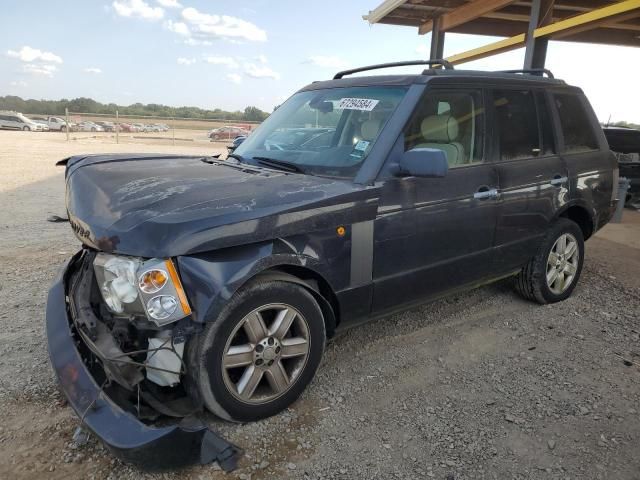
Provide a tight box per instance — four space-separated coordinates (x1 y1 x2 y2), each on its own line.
234 86 408 178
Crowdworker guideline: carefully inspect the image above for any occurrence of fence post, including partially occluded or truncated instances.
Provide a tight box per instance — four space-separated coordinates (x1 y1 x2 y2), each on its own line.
65 108 70 141
115 110 119 144
172 117 175 146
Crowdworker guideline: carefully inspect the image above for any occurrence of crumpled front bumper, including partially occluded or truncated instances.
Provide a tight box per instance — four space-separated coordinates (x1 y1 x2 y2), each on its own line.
46 252 240 471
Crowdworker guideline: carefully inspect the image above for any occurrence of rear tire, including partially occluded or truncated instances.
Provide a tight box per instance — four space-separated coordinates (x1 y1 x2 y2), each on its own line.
191 280 325 422
515 218 584 304
22 126 30 131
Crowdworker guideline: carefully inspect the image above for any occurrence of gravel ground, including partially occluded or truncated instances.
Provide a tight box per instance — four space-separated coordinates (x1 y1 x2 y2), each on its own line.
1 131 639 479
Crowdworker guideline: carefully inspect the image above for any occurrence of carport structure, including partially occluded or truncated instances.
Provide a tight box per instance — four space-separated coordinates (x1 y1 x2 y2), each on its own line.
364 0 640 68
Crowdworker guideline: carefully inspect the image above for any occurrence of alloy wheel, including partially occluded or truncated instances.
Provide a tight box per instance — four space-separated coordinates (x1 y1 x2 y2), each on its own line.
222 303 310 404
546 233 579 295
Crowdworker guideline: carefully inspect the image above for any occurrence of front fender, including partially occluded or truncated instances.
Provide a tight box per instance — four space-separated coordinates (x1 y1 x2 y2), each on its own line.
176 239 335 326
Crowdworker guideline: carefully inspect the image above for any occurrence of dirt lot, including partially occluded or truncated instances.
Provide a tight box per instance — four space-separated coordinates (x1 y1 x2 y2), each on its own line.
1 130 639 480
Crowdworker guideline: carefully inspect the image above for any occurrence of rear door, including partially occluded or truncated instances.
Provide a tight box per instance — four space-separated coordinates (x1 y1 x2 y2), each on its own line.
372 86 500 312
490 88 568 273
551 92 616 230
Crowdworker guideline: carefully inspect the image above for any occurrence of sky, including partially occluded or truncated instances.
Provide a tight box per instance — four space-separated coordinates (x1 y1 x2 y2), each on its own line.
1 0 639 122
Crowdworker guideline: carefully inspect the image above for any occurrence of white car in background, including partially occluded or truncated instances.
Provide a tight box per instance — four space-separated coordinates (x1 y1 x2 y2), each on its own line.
31 119 51 131
46 116 70 131
75 121 104 132
0 111 46 131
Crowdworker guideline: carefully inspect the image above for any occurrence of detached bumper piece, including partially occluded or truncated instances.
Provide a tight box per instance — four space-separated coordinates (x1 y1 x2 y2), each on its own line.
46 252 241 471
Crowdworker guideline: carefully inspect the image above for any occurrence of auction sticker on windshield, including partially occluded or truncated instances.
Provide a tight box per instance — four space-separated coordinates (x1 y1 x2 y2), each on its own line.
337 98 380 111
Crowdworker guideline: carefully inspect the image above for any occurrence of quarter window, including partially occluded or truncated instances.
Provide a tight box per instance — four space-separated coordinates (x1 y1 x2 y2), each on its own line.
493 90 540 160
404 89 484 167
554 94 599 153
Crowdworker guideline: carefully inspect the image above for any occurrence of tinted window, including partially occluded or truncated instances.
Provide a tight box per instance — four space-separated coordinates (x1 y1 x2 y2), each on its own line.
554 94 599 153
404 89 484 167
493 90 539 160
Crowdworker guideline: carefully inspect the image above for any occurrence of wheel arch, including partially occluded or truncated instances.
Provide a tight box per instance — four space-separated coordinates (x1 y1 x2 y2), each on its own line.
251 266 339 338
177 242 340 338
557 203 595 240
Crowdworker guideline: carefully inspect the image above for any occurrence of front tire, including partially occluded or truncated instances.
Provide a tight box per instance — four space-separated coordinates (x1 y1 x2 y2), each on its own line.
192 280 325 422
22 126 30 131
515 218 584 304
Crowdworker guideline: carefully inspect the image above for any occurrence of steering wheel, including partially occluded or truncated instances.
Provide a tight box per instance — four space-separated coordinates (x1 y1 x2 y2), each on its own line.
265 141 285 151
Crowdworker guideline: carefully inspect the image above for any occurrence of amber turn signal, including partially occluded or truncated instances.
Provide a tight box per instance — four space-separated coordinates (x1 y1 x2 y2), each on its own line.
138 269 168 293
165 259 192 315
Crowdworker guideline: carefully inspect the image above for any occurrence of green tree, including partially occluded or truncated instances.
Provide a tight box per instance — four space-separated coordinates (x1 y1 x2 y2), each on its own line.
0 95 270 122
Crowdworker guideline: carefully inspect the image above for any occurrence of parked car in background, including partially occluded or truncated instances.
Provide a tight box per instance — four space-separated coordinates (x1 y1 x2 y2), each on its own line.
96 121 116 132
75 121 104 132
604 126 640 207
45 116 71 132
132 123 147 132
0 111 46 131
31 119 51 131
117 123 135 132
209 125 249 141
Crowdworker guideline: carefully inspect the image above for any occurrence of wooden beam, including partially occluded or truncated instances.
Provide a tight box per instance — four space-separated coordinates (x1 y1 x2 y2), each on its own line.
561 26 640 45
363 0 408 24
419 0 519 34
533 0 640 37
446 0 640 66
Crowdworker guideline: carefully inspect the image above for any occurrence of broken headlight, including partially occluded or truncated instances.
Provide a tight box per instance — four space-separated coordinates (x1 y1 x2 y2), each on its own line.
93 253 191 326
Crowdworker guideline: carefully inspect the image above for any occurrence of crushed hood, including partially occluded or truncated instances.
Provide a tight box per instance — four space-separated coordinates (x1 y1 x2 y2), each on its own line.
63 154 379 257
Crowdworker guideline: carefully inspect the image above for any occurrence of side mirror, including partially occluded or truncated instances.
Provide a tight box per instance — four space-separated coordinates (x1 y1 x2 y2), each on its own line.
395 148 448 178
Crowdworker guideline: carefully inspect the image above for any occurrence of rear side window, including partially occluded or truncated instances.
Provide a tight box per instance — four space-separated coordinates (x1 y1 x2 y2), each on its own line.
554 94 599 153
492 90 540 160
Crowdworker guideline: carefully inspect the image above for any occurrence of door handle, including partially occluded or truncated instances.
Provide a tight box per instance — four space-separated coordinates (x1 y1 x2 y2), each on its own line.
550 175 568 187
474 187 500 200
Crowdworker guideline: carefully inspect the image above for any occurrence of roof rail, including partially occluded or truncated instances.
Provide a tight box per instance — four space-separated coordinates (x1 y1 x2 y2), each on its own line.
498 68 555 79
333 59 453 79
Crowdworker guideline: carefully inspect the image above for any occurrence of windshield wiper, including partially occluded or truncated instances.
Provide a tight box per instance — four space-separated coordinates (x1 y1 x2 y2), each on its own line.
253 156 306 174
227 153 245 163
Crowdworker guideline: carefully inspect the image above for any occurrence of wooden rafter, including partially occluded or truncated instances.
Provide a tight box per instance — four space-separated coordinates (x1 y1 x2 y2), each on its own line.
418 0 519 34
444 0 640 64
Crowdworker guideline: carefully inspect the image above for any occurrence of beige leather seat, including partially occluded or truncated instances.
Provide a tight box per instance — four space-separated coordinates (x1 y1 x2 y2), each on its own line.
415 115 465 166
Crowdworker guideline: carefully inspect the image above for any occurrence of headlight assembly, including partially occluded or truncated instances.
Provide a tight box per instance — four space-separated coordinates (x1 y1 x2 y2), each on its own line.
93 253 191 326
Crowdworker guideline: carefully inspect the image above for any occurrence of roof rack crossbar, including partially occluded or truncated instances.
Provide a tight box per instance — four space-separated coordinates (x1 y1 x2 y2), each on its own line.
498 68 555 79
333 59 453 80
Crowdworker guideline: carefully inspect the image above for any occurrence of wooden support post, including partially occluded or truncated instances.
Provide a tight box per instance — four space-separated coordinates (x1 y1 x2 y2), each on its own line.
430 16 445 60
65 108 70 141
524 0 555 70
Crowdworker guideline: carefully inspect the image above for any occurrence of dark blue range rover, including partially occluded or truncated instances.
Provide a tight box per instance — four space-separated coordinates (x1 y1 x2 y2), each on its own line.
46 61 618 468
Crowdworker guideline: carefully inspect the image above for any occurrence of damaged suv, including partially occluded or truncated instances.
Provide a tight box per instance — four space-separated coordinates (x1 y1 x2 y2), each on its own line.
47 61 618 467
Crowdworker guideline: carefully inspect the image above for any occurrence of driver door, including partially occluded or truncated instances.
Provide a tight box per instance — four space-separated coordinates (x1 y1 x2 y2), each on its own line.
372 87 500 312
